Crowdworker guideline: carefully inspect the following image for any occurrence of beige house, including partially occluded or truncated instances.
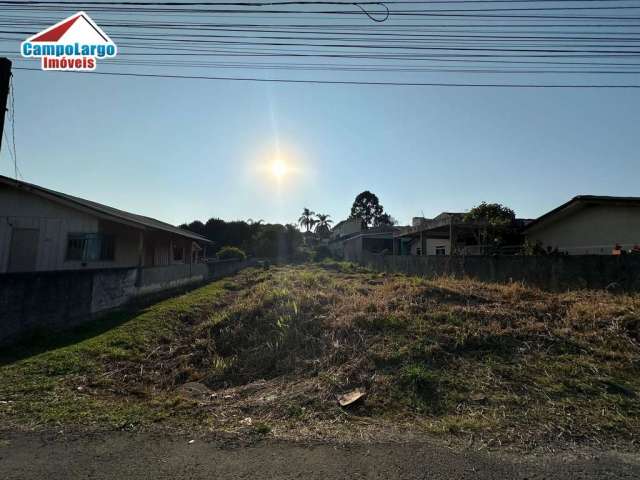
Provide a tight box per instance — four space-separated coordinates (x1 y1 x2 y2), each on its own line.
524 195 640 255
330 218 364 240
0 175 210 273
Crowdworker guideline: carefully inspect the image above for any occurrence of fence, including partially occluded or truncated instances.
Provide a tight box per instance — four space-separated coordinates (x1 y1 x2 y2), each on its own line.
360 252 640 291
0 259 254 345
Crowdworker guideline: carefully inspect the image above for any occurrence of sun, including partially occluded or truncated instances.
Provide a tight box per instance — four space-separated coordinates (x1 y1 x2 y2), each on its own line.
271 159 288 179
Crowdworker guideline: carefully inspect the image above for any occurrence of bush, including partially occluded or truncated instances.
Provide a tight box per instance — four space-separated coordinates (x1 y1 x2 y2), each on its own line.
217 246 247 261
313 245 333 262
290 247 313 264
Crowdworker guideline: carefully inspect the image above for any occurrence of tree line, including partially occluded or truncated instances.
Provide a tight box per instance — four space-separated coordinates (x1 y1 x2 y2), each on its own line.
179 190 399 259
178 218 303 259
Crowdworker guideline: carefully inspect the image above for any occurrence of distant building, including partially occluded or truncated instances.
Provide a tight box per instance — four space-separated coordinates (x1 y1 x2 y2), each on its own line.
330 218 364 240
329 218 403 261
394 212 531 256
0 175 210 273
395 213 463 256
524 195 640 255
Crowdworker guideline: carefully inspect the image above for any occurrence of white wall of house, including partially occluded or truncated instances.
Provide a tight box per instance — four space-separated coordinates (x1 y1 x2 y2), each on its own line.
527 204 640 254
1 186 99 272
409 238 451 255
0 185 201 272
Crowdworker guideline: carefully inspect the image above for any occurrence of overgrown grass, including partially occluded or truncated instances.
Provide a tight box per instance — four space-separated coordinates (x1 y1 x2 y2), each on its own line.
0 277 237 430
2 265 640 451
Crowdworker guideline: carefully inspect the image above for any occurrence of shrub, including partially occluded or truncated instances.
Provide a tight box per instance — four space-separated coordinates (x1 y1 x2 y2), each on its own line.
313 245 333 262
291 247 313 264
217 246 247 261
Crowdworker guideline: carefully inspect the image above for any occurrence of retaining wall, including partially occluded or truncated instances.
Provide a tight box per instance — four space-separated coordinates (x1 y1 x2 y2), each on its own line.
0 259 253 345
360 252 640 291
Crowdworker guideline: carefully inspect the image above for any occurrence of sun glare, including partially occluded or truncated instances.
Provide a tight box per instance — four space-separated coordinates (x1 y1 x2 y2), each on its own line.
271 159 288 179
252 144 307 189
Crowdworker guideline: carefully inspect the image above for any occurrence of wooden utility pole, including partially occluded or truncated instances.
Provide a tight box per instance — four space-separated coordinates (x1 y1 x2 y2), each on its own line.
0 58 12 155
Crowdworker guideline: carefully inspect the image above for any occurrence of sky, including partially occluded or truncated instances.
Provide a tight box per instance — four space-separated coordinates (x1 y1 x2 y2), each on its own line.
2 9 640 227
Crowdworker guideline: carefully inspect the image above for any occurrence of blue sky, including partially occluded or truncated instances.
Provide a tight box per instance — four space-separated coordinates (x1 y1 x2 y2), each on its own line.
2 68 639 226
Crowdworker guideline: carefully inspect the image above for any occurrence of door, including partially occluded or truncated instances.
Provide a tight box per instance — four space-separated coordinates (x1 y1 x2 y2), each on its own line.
7 228 39 272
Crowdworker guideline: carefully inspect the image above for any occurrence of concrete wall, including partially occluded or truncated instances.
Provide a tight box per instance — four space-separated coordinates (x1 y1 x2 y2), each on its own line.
0 259 254 345
343 236 362 262
360 252 640 291
527 204 640 255
409 238 451 256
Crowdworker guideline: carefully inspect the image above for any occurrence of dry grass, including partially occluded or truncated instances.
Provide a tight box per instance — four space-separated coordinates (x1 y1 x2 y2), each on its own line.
2 262 639 451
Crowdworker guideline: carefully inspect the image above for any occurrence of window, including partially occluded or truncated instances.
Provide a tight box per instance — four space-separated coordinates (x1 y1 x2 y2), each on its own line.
66 233 115 261
435 246 446 256
172 244 184 262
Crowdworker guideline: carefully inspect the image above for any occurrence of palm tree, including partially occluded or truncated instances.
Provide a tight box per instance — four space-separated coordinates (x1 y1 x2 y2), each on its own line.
314 213 333 237
298 208 316 232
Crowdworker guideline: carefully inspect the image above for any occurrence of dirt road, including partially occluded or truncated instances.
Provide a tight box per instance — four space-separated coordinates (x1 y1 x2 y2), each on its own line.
1 433 639 479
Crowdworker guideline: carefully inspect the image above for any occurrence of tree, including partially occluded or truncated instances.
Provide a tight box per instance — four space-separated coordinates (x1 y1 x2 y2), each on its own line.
283 224 303 256
179 220 205 237
464 202 516 247
314 213 333 237
350 191 385 228
298 208 317 232
374 213 397 227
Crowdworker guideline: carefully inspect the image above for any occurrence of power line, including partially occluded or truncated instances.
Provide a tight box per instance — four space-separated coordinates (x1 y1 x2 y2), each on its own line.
4 0 640 84
13 65 640 87
4 0 640 5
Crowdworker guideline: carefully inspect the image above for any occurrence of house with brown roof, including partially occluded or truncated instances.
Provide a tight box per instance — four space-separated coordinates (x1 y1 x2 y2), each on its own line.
0 175 210 273
524 195 640 255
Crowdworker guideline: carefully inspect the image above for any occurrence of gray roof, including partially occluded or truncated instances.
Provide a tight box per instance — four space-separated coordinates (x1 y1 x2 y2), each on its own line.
524 195 640 233
0 175 211 243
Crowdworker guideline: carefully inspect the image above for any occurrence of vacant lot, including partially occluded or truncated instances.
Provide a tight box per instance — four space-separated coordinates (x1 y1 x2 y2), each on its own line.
1 262 639 451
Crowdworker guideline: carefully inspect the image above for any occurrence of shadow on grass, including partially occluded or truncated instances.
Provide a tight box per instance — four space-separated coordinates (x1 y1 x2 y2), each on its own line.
0 306 149 366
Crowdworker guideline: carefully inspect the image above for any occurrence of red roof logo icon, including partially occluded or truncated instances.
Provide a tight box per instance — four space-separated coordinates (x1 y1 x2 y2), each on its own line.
25 11 114 45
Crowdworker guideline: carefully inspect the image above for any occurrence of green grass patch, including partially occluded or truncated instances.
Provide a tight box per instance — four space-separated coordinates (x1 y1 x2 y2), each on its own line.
0 277 232 430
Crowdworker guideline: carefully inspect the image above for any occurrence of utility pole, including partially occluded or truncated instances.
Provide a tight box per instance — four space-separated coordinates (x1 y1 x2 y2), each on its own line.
0 57 12 155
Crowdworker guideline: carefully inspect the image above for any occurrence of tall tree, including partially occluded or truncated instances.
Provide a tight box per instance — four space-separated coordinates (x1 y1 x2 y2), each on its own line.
464 202 516 246
350 191 385 228
314 213 333 237
298 207 317 232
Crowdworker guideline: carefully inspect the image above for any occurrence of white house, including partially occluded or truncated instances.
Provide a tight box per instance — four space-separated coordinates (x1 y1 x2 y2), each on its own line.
0 175 210 273
524 195 640 255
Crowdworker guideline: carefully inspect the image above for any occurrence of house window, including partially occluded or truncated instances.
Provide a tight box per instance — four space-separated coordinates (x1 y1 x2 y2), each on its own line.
172 244 184 262
66 233 115 261
435 246 446 256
